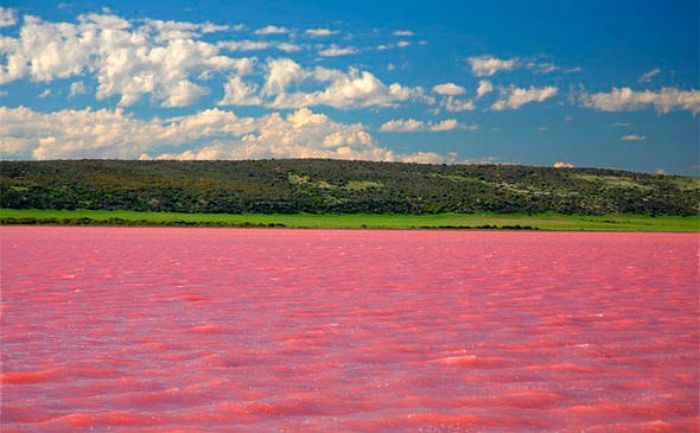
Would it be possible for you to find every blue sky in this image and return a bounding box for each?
[0,0,698,174]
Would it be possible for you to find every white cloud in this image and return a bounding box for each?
[218,75,262,106]
[276,43,301,53]
[0,106,256,159]
[562,67,582,74]
[525,61,558,74]
[401,151,456,164]
[0,13,257,107]
[379,118,472,132]
[217,40,301,52]
[468,55,577,77]
[429,119,465,131]
[638,68,660,83]
[305,28,337,37]
[202,23,236,33]
[0,6,17,27]
[141,19,231,42]
[441,96,475,112]
[254,25,289,35]
[0,106,457,163]
[467,55,517,77]
[432,82,465,96]
[164,80,209,107]
[261,58,428,109]
[553,162,575,169]
[476,80,493,99]
[318,45,358,57]
[580,87,700,114]
[262,58,309,96]
[69,81,87,97]
[374,41,418,51]
[380,118,424,132]
[491,85,558,110]
[393,30,414,36]
[621,134,645,141]
[218,40,271,51]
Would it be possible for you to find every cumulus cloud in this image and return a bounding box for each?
[525,61,559,74]
[553,162,575,169]
[467,55,517,77]
[141,18,232,42]
[562,66,582,74]
[0,106,457,163]
[431,84,475,111]
[621,134,645,141]
[580,87,700,114]
[223,41,299,53]
[401,151,457,164]
[491,85,558,110]
[305,28,337,37]
[0,106,256,159]
[318,45,358,57]
[467,55,575,77]
[393,30,414,36]
[162,80,210,107]
[69,81,87,97]
[254,25,289,35]
[441,96,475,112]
[432,82,465,96]
[218,75,262,106]
[261,58,308,96]
[638,68,660,83]
[0,12,257,107]
[276,43,302,53]
[379,118,473,132]
[217,40,301,52]
[154,108,386,160]
[0,6,16,27]
[218,40,269,51]
[259,58,428,109]
[476,80,493,99]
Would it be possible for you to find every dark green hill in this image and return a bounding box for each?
[1,159,698,215]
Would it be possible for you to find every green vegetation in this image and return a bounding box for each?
[1,160,698,217]
[1,208,698,231]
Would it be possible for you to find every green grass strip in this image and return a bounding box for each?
[1,209,698,231]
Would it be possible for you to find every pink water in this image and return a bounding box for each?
[1,227,698,432]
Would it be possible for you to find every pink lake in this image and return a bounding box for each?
[1,226,698,432]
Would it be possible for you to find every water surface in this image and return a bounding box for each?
[1,227,698,432]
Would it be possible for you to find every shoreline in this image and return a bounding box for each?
[3,225,700,234]
[1,209,698,232]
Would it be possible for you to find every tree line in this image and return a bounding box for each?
[1,159,697,216]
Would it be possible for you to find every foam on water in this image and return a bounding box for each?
[1,227,698,432]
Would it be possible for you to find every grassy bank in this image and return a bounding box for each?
[1,209,698,231]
